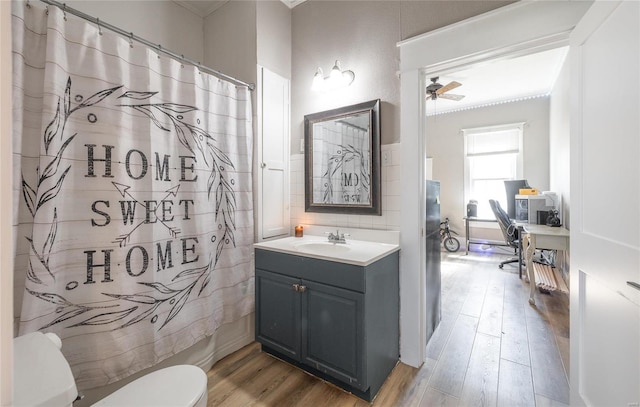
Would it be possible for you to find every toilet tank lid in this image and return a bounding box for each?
[92,365,207,407]
[13,332,78,407]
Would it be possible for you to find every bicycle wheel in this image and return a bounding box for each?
[444,236,460,252]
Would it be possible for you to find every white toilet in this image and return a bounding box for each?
[13,332,208,407]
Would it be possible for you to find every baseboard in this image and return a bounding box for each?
[195,313,255,371]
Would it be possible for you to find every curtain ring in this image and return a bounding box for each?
[62,3,67,21]
[97,18,103,35]
[129,32,134,48]
[26,0,31,9]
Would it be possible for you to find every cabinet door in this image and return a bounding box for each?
[255,269,301,360]
[301,280,365,390]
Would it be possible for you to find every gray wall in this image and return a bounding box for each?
[427,97,551,239]
[291,0,514,154]
[204,1,258,87]
[67,1,204,62]
[257,1,292,80]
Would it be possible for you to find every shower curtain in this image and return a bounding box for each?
[12,3,254,389]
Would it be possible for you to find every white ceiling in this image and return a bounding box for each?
[426,46,569,116]
[174,0,306,17]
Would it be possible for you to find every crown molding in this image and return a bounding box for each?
[280,0,308,9]
[173,1,229,18]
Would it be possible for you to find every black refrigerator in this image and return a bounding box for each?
[425,180,441,343]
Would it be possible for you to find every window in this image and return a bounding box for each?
[463,123,524,218]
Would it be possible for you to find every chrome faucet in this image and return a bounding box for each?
[326,230,349,244]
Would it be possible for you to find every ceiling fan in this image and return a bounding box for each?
[426,77,465,101]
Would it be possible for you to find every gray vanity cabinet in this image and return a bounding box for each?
[301,279,364,388]
[255,248,399,401]
[255,270,301,360]
[256,269,364,388]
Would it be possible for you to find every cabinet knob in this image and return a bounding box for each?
[292,284,300,292]
[299,285,307,293]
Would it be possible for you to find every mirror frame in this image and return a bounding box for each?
[304,99,381,215]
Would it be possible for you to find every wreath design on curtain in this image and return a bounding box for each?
[22,77,239,330]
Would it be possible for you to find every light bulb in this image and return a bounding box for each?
[330,60,343,84]
[311,67,324,91]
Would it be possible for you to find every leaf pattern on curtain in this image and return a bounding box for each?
[12,3,254,389]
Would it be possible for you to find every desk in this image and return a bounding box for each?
[520,224,570,305]
[463,217,510,255]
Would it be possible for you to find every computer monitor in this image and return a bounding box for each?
[504,179,530,219]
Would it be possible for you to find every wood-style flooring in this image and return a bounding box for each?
[206,251,570,406]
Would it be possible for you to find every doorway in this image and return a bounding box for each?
[396,0,591,374]
[424,46,569,245]
[422,42,573,404]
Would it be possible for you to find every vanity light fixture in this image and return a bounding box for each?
[311,60,355,91]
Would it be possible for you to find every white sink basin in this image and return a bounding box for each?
[254,236,399,266]
[293,241,352,256]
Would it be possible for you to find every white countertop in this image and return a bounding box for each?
[254,235,400,266]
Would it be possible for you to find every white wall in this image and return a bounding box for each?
[549,57,571,278]
[427,97,551,240]
[67,1,204,63]
[550,58,570,227]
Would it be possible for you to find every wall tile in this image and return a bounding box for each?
[387,165,400,182]
[289,144,401,232]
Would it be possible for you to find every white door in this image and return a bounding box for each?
[257,67,290,240]
[570,2,640,406]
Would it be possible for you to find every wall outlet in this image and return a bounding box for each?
[300,139,304,153]
[383,151,390,166]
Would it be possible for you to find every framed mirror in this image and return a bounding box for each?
[304,99,381,214]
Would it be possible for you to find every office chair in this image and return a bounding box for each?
[489,199,522,274]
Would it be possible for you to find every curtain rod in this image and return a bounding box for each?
[36,0,255,91]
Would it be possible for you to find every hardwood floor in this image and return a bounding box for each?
[206,251,570,406]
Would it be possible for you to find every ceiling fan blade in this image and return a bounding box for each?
[436,81,462,95]
[438,93,465,101]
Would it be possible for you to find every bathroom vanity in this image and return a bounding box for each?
[254,233,399,401]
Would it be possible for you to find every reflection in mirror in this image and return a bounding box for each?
[312,113,370,205]
[304,99,381,214]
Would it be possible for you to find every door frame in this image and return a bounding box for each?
[397,1,592,368]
